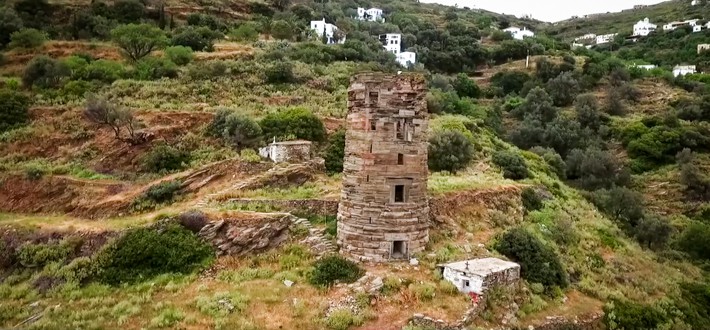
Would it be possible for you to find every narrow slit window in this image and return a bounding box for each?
[369,91,379,105]
[366,175,369,182]
[398,153,404,165]
[369,143,373,153]
[396,121,404,140]
[394,185,405,203]
[370,119,376,131]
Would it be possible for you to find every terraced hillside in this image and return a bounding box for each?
[1,0,710,329]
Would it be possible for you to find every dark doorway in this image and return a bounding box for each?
[392,240,406,259]
[398,153,404,165]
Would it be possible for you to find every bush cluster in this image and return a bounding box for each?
[323,130,345,174]
[141,144,191,173]
[0,89,30,133]
[93,224,214,285]
[428,130,475,173]
[259,107,325,142]
[495,227,568,290]
[492,150,529,180]
[308,255,363,287]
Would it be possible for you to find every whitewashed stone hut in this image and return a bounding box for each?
[258,140,312,163]
[438,258,520,294]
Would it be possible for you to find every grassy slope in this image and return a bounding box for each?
[544,0,705,39]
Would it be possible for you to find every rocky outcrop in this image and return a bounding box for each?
[198,215,292,256]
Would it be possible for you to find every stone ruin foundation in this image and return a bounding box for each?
[337,72,429,262]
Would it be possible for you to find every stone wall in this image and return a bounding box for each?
[337,73,430,262]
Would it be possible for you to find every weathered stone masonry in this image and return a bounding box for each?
[337,73,429,262]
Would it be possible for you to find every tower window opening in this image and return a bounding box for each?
[370,119,376,131]
[394,185,405,203]
[369,91,379,105]
[398,153,404,165]
[369,143,373,153]
[396,121,404,140]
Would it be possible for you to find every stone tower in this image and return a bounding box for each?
[337,73,429,262]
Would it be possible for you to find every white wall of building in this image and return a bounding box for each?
[381,33,401,54]
[357,7,384,22]
[442,266,485,294]
[310,19,345,44]
[596,33,618,44]
[633,18,657,36]
[673,65,697,77]
[397,52,416,67]
[503,26,535,40]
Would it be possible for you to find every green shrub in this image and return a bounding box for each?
[259,107,325,142]
[428,130,475,173]
[22,55,70,89]
[492,150,529,180]
[9,28,46,49]
[530,147,566,179]
[323,130,345,174]
[0,89,30,133]
[521,187,543,212]
[220,113,263,149]
[112,0,145,23]
[495,227,568,289]
[94,224,214,285]
[230,23,259,42]
[566,147,628,190]
[141,144,191,173]
[265,61,295,84]
[324,309,363,330]
[239,148,261,163]
[17,239,78,268]
[134,56,178,80]
[186,60,228,80]
[676,223,710,261]
[84,59,125,83]
[60,80,94,98]
[308,255,363,287]
[452,73,481,98]
[172,26,219,51]
[164,46,194,65]
[0,7,23,48]
[410,283,436,301]
[142,180,182,204]
[587,187,644,231]
[603,299,666,330]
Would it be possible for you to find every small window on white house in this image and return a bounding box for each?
[464,280,470,287]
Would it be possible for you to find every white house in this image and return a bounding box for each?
[309,19,345,44]
[379,33,401,54]
[692,0,700,5]
[631,63,657,70]
[396,51,416,67]
[673,65,697,76]
[438,258,520,295]
[503,26,535,40]
[633,18,657,36]
[663,19,699,31]
[574,33,597,41]
[596,33,618,44]
[356,7,384,22]
[379,34,417,67]
[258,140,312,163]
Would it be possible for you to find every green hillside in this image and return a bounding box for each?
[546,0,707,39]
[0,0,710,329]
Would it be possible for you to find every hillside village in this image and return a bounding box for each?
[0,0,710,329]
